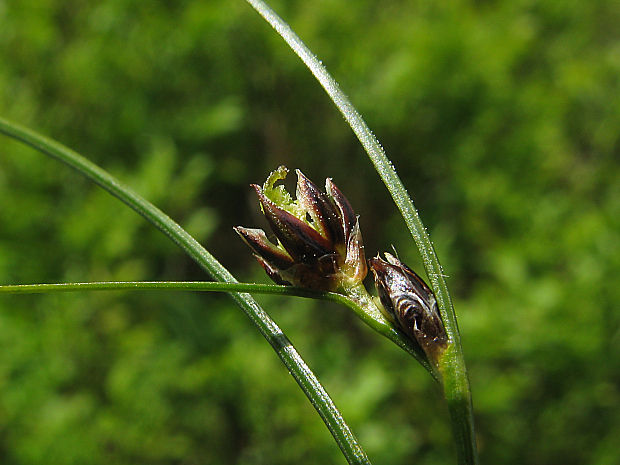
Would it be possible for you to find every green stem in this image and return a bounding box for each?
[244,2,477,463]
[0,280,436,378]
[0,117,371,465]
[439,345,479,465]
[0,281,338,296]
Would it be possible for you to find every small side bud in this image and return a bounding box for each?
[369,253,447,360]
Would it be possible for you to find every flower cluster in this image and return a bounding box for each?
[234,166,366,291]
[235,166,447,360]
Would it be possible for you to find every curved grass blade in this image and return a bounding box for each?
[243,2,478,463]
[0,117,371,465]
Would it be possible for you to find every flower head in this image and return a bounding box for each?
[369,252,447,358]
[234,166,367,291]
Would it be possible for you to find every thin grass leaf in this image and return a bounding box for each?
[243,1,478,463]
[0,116,371,465]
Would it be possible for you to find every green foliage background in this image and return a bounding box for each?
[1,0,619,463]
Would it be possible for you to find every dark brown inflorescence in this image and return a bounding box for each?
[369,253,447,359]
[234,166,367,291]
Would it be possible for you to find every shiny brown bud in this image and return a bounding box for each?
[369,253,447,359]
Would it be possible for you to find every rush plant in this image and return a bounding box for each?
[0,1,477,464]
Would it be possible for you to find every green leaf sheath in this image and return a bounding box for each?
[0,117,371,465]
[244,1,478,463]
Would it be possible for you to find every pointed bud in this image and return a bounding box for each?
[252,184,332,264]
[326,177,356,244]
[369,253,447,360]
[233,226,295,270]
[296,170,340,243]
[344,218,367,283]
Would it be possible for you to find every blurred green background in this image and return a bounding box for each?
[1,0,619,463]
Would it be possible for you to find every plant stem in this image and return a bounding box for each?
[0,281,336,296]
[439,345,479,465]
[243,2,478,463]
[0,280,436,378]
[0,117,371,465]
